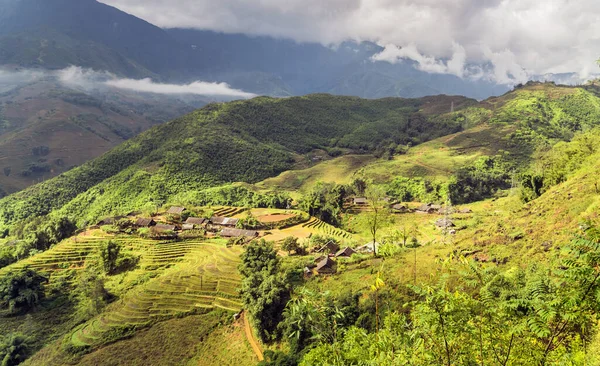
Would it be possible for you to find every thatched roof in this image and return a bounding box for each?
[220,228,258,238]
[167,206,186,215]
[335,247,356,258]
[435,218,455,228]
[135,218,156,227]
[353,197,368,205]
[459,208,473,214]
[314,240,340,253]
[391,204,408,211]
[96,216,124,226]
[210,216,239,227]
[315,257,336,274]
[154,224,176,231]
[357,242,380,253]
[185,217,207,225]
[182,224,195,231]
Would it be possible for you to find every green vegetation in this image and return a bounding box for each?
[2,83,600,365]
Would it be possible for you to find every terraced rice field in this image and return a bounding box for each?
[212,207,247,217]
[302,217,353,240]
[70,243,243,348]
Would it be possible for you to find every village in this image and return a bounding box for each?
[93,197,474,277]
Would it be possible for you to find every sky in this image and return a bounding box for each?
[98,0,600,84]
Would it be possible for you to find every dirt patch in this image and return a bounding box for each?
[257,214,295,223]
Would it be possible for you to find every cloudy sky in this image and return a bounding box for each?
[99,0,600,84]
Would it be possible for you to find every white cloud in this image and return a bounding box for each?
[99,0,600,84]
[58,66,256,98]
[0,66,256,98]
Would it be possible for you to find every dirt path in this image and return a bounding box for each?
[243,312,264,361]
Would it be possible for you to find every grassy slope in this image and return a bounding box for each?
[0,93,471,231]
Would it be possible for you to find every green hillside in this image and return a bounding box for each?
[3,82,600,365]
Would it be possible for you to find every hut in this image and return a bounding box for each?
[135,218,156,227]
[353,197,368,206]
[315,257,336,275]
[182,224,195,231]
[335,247,357,258]
[154,224,177,232]
[185,217,207,228]
[167,206,186,215]
[435,218,455,229]
[416,203,440,214]
[391,203,409,213]
[313,240,340,254]
[96,216,124,226]
[220,228,259,239]
[459,208,473,214]
[210,217,240,227]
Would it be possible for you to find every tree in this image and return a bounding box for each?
[0,268,47,314]
[99,241,121,275]
[281,236,300,255]
[364,185,392,256]
[240,240,290,342]
[0,333,32,366]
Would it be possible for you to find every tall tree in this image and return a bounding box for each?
[364,185,392,256]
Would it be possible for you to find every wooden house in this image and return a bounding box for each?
[154,224,177,232]
[182,224,195,231]
[185,217,207,228]
[353,197,368,206]
[416,203,440,214]
[313,240,340,254]
[315,257,336,275]
[167,206,186,215]
[210,216,240,227]
[335,247,356,258]
[391,204,409,213]
[135,218,156,227]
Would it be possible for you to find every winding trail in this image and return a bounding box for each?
[243,312,264,361]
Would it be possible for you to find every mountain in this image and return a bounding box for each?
[0,0,509,100]
[0,79,205,195]
[0,83,599,365]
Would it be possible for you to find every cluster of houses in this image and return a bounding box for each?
[100,206,259,240]
[305,240,366,275]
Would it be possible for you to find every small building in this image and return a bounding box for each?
[459,208,473,214]
[416,203,440,214]
[391,203,409,213]
[353,197,368,205]
[210,216,240,227]
[154,223,177,232]
[96,216,124,226]
[185,217,207,227]
[167,206,186,215]
[135,218,156,227]
[435,218,455,229]
[335,247,357,258]
[313,240,340,254]
[220,228,259,239]
[315,257,336,275]
[438,207,455,215]
[182,223,195,231]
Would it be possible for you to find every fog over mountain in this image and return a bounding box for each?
[100,0,600,86]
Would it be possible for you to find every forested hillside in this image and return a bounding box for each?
[2,82,600,365]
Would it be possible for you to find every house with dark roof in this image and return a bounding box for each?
[96,216,125,226]
[313,240,340,254]
[315,257,336,274]
[210,217,240,227]
[220,228,259,239]
[416,203,440,214]
[391,203,409,213]
[154,223,177,232]
[185,217,207,227]
[335,247,357,258]
[353,197,368,205]
[167,206,186,215]
[182,224,195,231]
[135,218,156,227]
